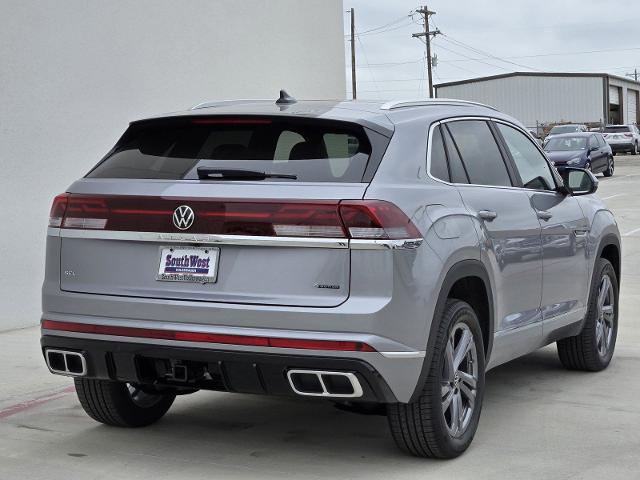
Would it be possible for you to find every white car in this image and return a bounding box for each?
[602,124,640,155]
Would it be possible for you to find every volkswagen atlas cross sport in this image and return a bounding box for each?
[41,92,621,458]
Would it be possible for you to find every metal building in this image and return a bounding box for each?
[434,72,640,130]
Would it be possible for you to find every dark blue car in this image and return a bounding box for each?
[544,132,614,177]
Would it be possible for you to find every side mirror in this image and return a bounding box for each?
[558,167,598,196]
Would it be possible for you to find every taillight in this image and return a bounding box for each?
[48,194,69,227]
[48,195,421,240]
[339,200,421,239]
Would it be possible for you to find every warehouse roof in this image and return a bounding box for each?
[435,71,640,89]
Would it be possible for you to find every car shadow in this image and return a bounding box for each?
[42,346,592,476]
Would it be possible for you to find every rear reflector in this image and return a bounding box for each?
[48,195,421,240]
[41,320,376,352]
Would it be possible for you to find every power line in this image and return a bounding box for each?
[357,12,414,36]
[354,26,382,99]
[439,34,538,71]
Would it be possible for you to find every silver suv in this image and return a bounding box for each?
[603,124,640,155]
[41,94,621,458]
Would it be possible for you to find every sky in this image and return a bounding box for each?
[342,0,640,99]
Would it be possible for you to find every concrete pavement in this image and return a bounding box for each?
[1,156,639,479]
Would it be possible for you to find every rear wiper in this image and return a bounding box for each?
[197,168,297,180]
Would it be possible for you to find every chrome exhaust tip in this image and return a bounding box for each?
[286,369,363,398]
[45,349,87,377]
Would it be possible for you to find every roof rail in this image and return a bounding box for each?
[380,98,498,111]
[191,99,272,110]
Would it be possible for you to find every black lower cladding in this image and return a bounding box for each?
[41,335,396,403]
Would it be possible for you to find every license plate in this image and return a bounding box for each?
[156,246,219,283]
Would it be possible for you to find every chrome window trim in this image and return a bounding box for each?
[426,116,561,196]
[50,228,422,250]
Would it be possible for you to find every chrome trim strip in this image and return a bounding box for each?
[53,229,423,250]
[57,229,348,249]
[350,238,424,250]
[379,351,426,359]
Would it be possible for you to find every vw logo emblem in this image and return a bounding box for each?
[173,205,195,230]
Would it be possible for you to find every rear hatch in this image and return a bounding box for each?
[54,114,390,307]
[603,126,632,143]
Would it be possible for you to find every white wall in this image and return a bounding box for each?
[0,0,346,330]
[436,75,605,128]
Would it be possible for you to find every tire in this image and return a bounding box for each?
[604,157,614,177]
[557,258,618,371]
[387,299,485,459]
[74,378,176,427]
[633,143,638,155]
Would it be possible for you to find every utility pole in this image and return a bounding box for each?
[349,8,357,99]
[626,69,639,82]
[412,5,440,98]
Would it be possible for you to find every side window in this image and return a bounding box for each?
[442,126,470,183]
[597,135,606,147]
[429,126,449,182]
[496,123,556,191]
[446,120,512,186]
[588,135,598,149]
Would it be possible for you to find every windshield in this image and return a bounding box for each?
[604,126,631,133]
[87,117,374,182]
[545,137,587,151]
[550,125,580,135]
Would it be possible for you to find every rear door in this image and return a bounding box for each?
[440,119,543,363]
[58,116,387,307]
[493,121,590,338]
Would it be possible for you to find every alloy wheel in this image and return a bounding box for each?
[441,322,478,438]
[595,274,615,358]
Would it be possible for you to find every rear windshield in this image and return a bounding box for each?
[604,126,631,133]
[87,117,372,182]
[550,125,581,134]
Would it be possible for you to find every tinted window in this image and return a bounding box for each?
[88,118,372,182]
[597,134,607,147]
[446,121,512,186]
[442,127,470,183]
[497,123,556,191]
[430,126,449,182]
[550,125,581,135]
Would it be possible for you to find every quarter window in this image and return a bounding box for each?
[446,121,512,187]
[430,126,449,182]
[496,123,556,191]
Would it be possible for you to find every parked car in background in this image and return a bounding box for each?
[544,132,614,176]
[545,124,588,141]
[602,124,640,155]
[41,96,621,459]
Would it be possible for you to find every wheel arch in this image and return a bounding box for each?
[598,233,621,286]
[409,259,494,403]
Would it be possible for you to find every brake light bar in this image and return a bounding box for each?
[48,195,421,240]
[41,320,376,352]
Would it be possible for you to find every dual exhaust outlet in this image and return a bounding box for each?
[286,369,363,398]
[44,348,362,399]
[44,349,87,377]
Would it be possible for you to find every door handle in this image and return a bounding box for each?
[478,210,497,221]
[537,210,553,221]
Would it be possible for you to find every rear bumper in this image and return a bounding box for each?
[41,334,398,403]
[608,142,634,152]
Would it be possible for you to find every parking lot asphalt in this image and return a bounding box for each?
[1,156,639,480]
